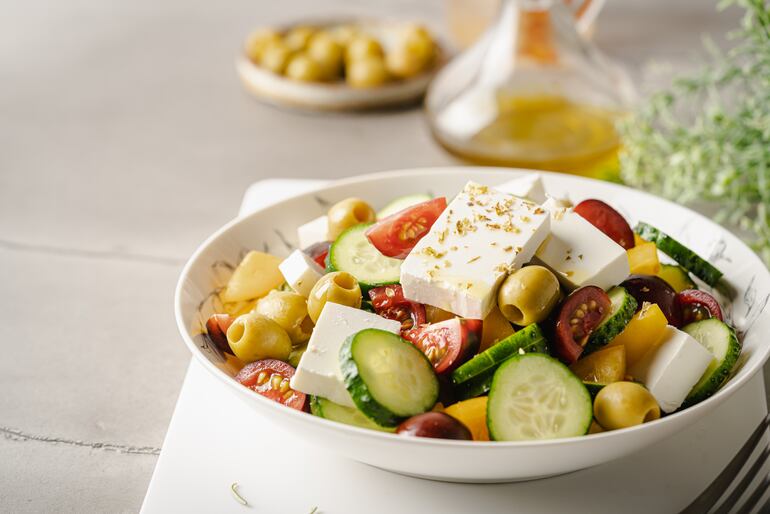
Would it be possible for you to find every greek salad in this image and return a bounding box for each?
[204,174,740,441]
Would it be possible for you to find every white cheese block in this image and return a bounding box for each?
[297,215,328,249]
[290,303,401,407]
[400,181,550,319]
[278,249,325,298]
[629,325,715,413]
[495,174,547,203]
[534,200,630,291]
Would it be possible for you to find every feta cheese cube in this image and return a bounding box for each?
[297,215,328,249]
[290,303,401,407]
[534,201,630,290]
[278,249,325,297]
[629,326,714,413]
[401,181,550,319]
[495,174,547,203]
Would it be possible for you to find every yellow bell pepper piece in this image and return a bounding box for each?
[607,303,668,366]
[479,306,515,353]
[569,345,626,383]
[627,240,661,275]
[221,250,284,302]
[444,397,489,441]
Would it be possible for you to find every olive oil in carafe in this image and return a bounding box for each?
[454,94,622,176]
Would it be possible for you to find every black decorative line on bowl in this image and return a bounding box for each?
[261,242,270,254]
[708,238,732,264]
[273,228,295,252]
[313,195,331,208]
[741,275,770,336]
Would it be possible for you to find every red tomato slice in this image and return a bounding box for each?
[574,199,635,250]
[676,289,723,325]
[368,284,427,332]
[303,241,331,269]
[206,313,234,355]
[235,359,307,411]
[365,197,447,259]
[554,286,612,364]
[404,318,481,374]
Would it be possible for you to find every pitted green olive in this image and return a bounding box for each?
[284,26,316,52]
[326,197,376,240]
[226,312,292,363]
[345,36,383,62]
[594,381,661,430]
[307,33,343,79]
[497,265,561,325]
[346,56,389,88]
[285,53,324,82]
[259,41,292,74]
[255,290,313,344]
[307,271,362,323]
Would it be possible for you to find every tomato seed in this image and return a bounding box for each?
[256,371,268,385]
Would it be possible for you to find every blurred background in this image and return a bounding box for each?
[0,0,756,512]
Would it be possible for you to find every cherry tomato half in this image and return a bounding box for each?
[206,313,234,355]
[621,274,682,327]
[554,286,611,363]
[676,289,723,325]
[365,197,447,259]
[235,359,307,411]
[368,284,427,332]
[303,241,331,269]
[404,318,481,374]
[574,199,635,250]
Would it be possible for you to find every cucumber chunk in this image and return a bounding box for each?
[310,396,395,432]
[328,224,401,291]
[682,319,741,407]
[455,369,494,401]
[340,328,439,427]
[487,353,593,441]
[585,287,637,353]
[657,264,697,293]
[377,194,432,219]
[635,222,723,286]
[583,382,607,399]
[451,324,547,386]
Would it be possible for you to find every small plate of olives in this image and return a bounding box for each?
[236,20,447,111]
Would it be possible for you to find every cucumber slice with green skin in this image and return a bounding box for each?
[583,382,607,399]
[454,369,494,401]
[340,328,439,427]
[377,194,432,219]
[682,319,741,407]
[310,396,395,432]
[451,324,547,385]
[328,224,402,291]
[487,354,593,441]
[657,264,697,293]
[584,287,637,353]
[635,222,723,286]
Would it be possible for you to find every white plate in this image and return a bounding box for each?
[175,167,770,482]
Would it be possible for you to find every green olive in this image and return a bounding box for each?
[254,290,314,344]
[285,53,324,82]
[329,24,358,47]
[346,56,390,88]
[497,265,560,325]
[307,33,344,80]
[307,271,362,323]
[345,36,384,62]
[245,28,282,63]
[594,382,661,431]
[386,25,436,78]
[226,312,292,363]
[284,26,316,52]
[326,197,376,240]
[288,345,307,368]
[259,41,292,74]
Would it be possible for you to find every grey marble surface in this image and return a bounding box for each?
[0,0,758,512]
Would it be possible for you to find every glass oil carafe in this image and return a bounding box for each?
[427,0,635,177]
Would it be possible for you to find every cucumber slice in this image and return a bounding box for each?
[487,353,593,441]
[657,264,697,293]
[682,319,741,407]
[635,222,723,286]
[583,382,606,399]
[451,324,547,386]
[454,369,494,401]
[584,287,637,353]
[328,224,401,291]
[340,328,439,427]
[310,396,395,432]
[377,194,432,219]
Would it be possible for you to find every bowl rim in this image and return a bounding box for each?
[175,165,770,449]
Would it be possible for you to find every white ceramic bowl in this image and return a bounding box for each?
[175,167,770,483]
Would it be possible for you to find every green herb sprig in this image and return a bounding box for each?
[620,0,770,265]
